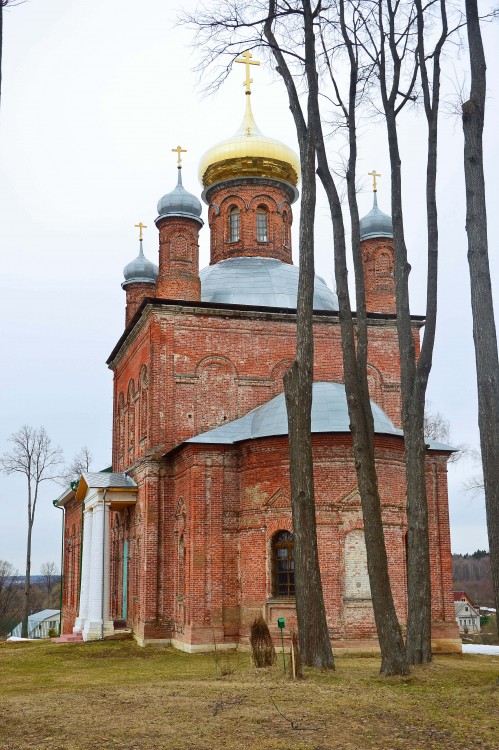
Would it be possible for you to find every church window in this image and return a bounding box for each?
[257,206,268,242]
[272,530,295,597]
[282,211,289,247]
[229,206,240,242]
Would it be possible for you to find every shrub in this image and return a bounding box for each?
[250,615,276,668]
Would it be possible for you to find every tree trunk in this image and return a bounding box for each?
[462,0,499,633]
[264,0,333,669]
[384,108,432,664]
[22,518,32,639]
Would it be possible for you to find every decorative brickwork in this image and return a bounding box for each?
[156,216,201,300]
[361,237,396,314]
[206,179,294,265]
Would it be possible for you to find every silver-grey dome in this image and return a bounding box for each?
[200,256,338,311]
[360,193,393,241]
[156,168,203,225]
[187,381,401,445]
[122,240,158,287]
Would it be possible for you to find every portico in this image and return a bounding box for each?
[57,472,137,641]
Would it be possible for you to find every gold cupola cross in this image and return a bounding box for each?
[135,222,147,241]
[172,145,187,166]
[368,169,381,192]
[235,50,260,94]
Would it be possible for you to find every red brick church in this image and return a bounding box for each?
[57,65,460,652]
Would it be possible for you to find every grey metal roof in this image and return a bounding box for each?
[200,257,338,310]
[156,168,203,225]
[82,472,137,489]
[360,193,393,241]
[122,240,158,287]
[187,382,401,445]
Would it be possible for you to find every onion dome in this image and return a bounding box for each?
[360,192,393,241]
[122,240,158,287]
[156,168,203,225]
[199,95,300,191]
[200,256,338,311]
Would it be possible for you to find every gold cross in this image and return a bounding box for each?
[135,222,147,241]
[235,50,260,94]
[172,145,187,166]
[368,169,381,192]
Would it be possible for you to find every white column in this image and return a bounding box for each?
[74,507,93,633]
[102,500,114,637]
[83,497,114,641]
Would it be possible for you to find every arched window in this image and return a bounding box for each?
[282,210,289,247]
[256,205,268,242]
[229,206,240,242]
[272,530,295,597]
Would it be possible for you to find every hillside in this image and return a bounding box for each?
[452,551,494,607]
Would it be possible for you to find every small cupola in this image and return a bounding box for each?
[359,192,393,241]
[122,237,158,287]
[156,151,203,227]
[122,224,158,327]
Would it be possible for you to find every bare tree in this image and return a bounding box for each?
[0,1,24,106]
[0,560,21,636]
[305,0,409,675]
[0,426,63,637]
[186,0,408,674]
[350,0,457,664]
[461,0,499,634]
[40,561,59,608]
[58,445,93,486]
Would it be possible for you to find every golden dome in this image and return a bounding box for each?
[199,95,301,188]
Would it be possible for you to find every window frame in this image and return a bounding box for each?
[256,206,269,243]
[272,530,295,598]
[228,206,240,243]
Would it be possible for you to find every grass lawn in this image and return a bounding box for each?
[0,640,498,750]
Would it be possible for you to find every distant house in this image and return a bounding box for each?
[9,609,60,639]
[454,592,480,634]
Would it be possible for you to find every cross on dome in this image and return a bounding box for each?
[134,222,147,241]
[235,50,260,95]
[172,145,187,167]
[368,169,381,192]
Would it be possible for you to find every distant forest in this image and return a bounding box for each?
[453,550,494,607]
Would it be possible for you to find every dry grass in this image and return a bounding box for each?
[0,639,498,750]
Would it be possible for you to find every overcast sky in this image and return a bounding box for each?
[0,0,497,574]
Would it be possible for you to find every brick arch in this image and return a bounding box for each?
[127,379,136,404]
[218,195,248,212]
[366,364,384,408]
[266,517,293,538]
[271,359,293,396]
[248,194,279,211]
[277,200,293,216]
[195,356,238,433]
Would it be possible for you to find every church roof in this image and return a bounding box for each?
[186,382,400,445]
[185,381,455,450]
[80,472,137,489]
[200,257,338,311]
